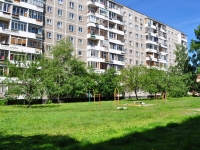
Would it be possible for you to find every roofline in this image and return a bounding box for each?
[112,0,187,36]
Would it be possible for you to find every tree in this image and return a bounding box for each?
[174,44,193,74]
[190,25,200,72]
[143,68,164,99]
[189,25,200,94]
[95,68,120,97]
[4,54,44,108]
[120,65,147,100]
[41,37,88,102]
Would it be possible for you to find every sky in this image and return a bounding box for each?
[116,0,200,48]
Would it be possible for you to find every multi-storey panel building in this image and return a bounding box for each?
[0,0,187,96]
[43,0,187,72]
[0,0,44,95]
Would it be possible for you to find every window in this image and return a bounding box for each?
[141,35,143,39]
[135,25,138,31]
[57,22,62,29]
[79,27,83,32]
[136,60,139,65]
[130,59,133,64]
[57,34,62,41]
[46,45,51,51]
[79,5,83,10]
[136,51,139,56]
[69,25,74,32]
[58,9,63,16]
[70,2,74,8]
[135,16,138,22]
[141,44,143,48]
[78,51,82,56]
[29,0,43,7]
[129,14,132,19]
[136,42,139,47]
[28,24,42,34]
[124,30,126,34]
[78,39,83,44]
[69,37,74,43]
[29,9,43,21]
[129,23,132,28]
[11,21,27,31]
[140,27,142,31]
[135,34,138,39]
[129,41,133,46]
[141,52,144,56]
[130,50,133,55]
[47,19,52,25]
[69,13,74,19]
[129,32,132,37]
[47,32,51,38]
[79,16,83,21]
[47,6,52,12]
[58,0,63,4]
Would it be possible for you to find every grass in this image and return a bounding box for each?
[0,97,200,149]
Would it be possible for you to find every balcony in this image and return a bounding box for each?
[13,0,43,12]
[0,12,12,21]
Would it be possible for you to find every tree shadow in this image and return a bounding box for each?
[1,116,200,150]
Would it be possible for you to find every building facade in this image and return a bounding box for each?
[0,0,44,95]
[44,0,187,72]
[0,0,187,96]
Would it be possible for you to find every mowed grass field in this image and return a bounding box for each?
[1,97,200,150]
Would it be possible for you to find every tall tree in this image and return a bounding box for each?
[190,25,200,72]
[41,37,88,102]
[120,65,147,100]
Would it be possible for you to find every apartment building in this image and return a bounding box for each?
[44,0,187,73]
[0,0,44,95]
[0,0,187,96]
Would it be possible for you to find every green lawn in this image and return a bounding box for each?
[1,97,200,150]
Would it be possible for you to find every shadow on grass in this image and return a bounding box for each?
[1,116,200,150]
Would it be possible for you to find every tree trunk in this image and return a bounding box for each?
[135,89,138,100]
[57,93,60,103]
[28,100,31,108]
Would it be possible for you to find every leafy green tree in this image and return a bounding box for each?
[189,25,200,93]
[4,54,44,107]
[143,68,164,98]
[190,25,200,72]
[120,65,147,100]
[170,44,194,96]
[41,37,88,102]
